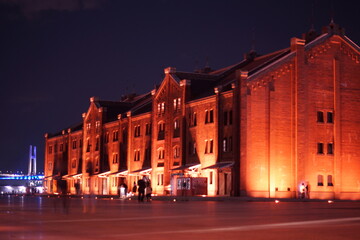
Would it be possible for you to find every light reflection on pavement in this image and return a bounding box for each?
[1,195,360,240]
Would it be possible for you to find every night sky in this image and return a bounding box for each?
[0,0,359,173]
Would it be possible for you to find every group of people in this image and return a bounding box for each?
[299,182,309,199]
[132,178,152,202]
[119,177,152,202]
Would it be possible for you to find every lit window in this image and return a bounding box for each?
[173,98,181,111]
[95,121,100,129]
[173,119,180,137]
[86,122,91,131]
[223,138,228,152]
[158,102,165,115]
[134,125,141,137]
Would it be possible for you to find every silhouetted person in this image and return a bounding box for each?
[137,178,146,202]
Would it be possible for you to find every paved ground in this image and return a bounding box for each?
[1,195,360,240]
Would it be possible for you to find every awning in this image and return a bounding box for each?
[171,163,201,171]
[202,162,234,170]
[110,170,129,176]
[129,168,152,176]
[97,171,111,178]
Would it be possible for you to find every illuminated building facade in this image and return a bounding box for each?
[44,23,360,199]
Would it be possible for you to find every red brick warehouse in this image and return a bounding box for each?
[44,22,360,200]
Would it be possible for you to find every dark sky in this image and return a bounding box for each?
[0,0,359,173]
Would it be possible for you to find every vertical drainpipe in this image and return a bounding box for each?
[214,86,221,195]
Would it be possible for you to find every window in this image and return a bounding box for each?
[134,125,141,137]
[205,139,213,154]
[104,132,109,143]
[86,122,91,131]
[173,98,181,111]
[173,119,180,137]
[327,112,333,123]
[112,153,118,164]
[327,143,334,155]
[210,171,213,185]
[71,159,76,168]
[157,122,165,140]
[122,128,127,143]
[327,175,334,186]
[59,143,63,152]
[72,140,77,149]
[145,147,151,161]
[134,150,140,161]
[86,139,91,152]
[205,109,214,123]
[48,146,53,154]
[173,146,180,158]
[229,110,233,125]
[48,162,53,171]
[158,148,165,159]
[189,112,197,127]
[317,175,324,186]
[223,138,228,152]
[112,177,117,187]
[229,136,233,152]
[317,143,324,154]
[157,102,165,115]
[79,139,83,148]
[145,123,151,135]
[317,111,324,123]
[95,121,100,129]
[95,136,100,151]
[157,173,164,186]
[113,130,119,141]
[189,142,196,155]
[224,111,228,125]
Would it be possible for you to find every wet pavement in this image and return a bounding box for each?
[1,195,360,239]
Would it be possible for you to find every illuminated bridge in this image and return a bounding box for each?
[0,146,44,194]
